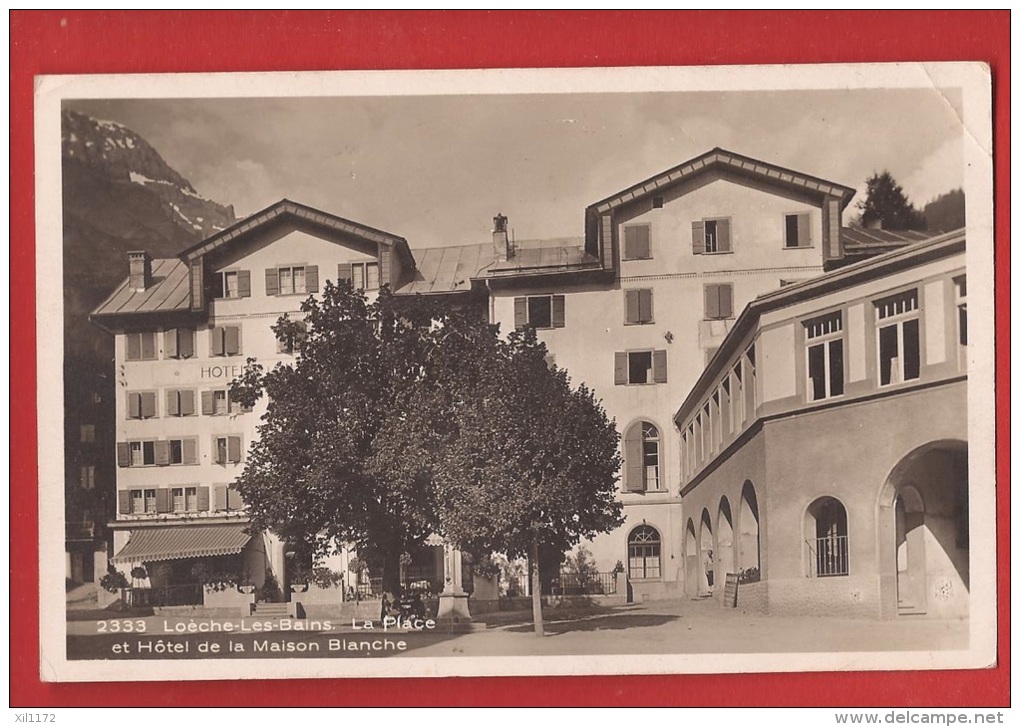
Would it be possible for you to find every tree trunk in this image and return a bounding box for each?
[381,548,402,598]
[530,533,545,637]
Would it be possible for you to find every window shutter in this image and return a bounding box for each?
[652,350,668,383]
[156,488,171,513]
[717,219,732,252]
[625,226,650,259]
[183,437,198,464]
[265,268,279,296]
[197,486,210,512]
[624,290,640,324]
[236,270,251,298]
[227,486,246,510]
[623,428,645,492]
[154,439,170,466]
[228,435,242,463]
[705,285,720,319]
[514,298,527,329]
[614,352,628,385]
[167,390,180,417]
[141,333,155,360]
[551,295,565,328]
[165,329,178,358]
[212,272,225,299]
[126,333,141,361]
[141,392,156,418]
[128,393,141,419]
[692,221,706,255]
[798,213,811,247]
[210,328,224,356]
[213,438,225,464]
[719,284,734,319]
[337,263,353,284]
[201,390,214,416]
[181,390,195,416]
[224,326,240,355]
[179,329,194,357]
[638,289,653,323]
[116,442,131,468]
[118,490,132,514]
[213,485,228,511]
[305,265,319,293]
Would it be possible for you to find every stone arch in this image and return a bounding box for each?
[627,524,662,581]
[699,508,714,594]
[717,496,735,583]
[803,496,849,577]
[738,480,761,577]
[684,519,699,599]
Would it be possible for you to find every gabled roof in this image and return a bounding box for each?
[588,147,857,216]
[179,199,414,267]
[91,258,191,317]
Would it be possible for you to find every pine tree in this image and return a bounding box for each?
[858,171,927,230]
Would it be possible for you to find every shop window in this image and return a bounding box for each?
[804,311,845,401]
[628,525,662,580]
[875,290,920,386]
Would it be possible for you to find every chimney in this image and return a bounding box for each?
[493,213,512,261]
[128,251,152,292]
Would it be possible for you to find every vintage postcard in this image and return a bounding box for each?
[36,63,996,682]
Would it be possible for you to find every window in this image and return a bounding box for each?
[352,262,380,291]
[277,320,308,354]
[214,485,246,512]
[615,350,667,385]
[80,465,95,490]
[623,421,661,492]
[875,290,920,386]
[805,497,849,577]
[704,283,734,320]
[129,440,156,467]
[804,312,845,401]
[266,265,319,296]
[144,488,158,514]
[80,424,95,443]
[166,389,197,417]
[201,389,249,416]
[164,328,195,359]
[651,195,664,209]
[171,487,199,513]
[214,435,243,465]
[167,438,198,465]
[514,295,565,330]
[280,266,306,295]
[623,225,651,260]
[693,218,731,254]
[784,213,811,248]
[131,489,143,514]
[210,325,241,356]
[127,391,157,419]
[212,270,251,299]
[628,525,661,580]
[955,276,967,354]
[125,332,157,361]
[624,289,654,325]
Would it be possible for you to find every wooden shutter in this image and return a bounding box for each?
[141,333,155,360]
[265,268,279,296]
[705,285,720,319]
[227,487,246,510]
[116,442,131,468]
[224,326,240,355]
[798,213,811,247]
[201,390,214,416]
[638,289,653,323]
[165,329,178,358]
[514,298,528,329]
[118,490,132,514]
[625,226,650,260]
[624,290,640,324]
[154,439,170,466]
[305,265,319,293]
[210,328,224,356]
[183,437,198,464]
[126,333,141,361]
[337,263,353,284]
[179,329,194,358]
[652,350,668,383]
[719,284,734,319]
[197,486,210,512]
[141,392,156,418]
[166,390,180,417]
[623,427,645,492]
[128,393,141,419]
[551,295,565,328]
[614,352,628,385]
[180,390,195,416]
[156,488,171,513]
[717,219,732,252]
[236,270,251,298]
[692,221,706,255]
[228,435,242,463]
[214,485,228,511]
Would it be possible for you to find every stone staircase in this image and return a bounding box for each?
[251,601,298,618]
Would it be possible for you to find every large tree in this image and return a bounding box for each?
[432,328,624,635]
[857,171,927,231]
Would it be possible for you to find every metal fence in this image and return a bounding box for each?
[122,583,205,607]
[806,535,849,577]
[551,571,618,596]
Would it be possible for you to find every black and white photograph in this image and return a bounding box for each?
[36,63,995,682]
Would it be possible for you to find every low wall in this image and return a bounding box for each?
[203,585,255,613]
[766,575,881,619]
[735,580,767,613]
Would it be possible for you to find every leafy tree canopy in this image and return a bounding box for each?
[857,171,927,231]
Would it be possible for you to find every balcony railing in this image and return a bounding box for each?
[806,535,849,577]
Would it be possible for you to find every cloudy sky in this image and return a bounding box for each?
[66,86,964,249]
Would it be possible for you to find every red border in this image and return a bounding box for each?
[10,10,1009,707]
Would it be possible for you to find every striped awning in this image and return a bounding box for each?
[111,524,252,564]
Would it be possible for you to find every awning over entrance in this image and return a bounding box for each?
[111,524,252,564]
